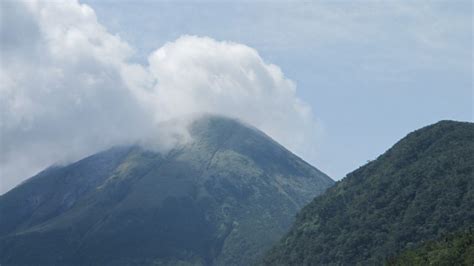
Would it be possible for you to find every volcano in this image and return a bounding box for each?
[0,115,333,265]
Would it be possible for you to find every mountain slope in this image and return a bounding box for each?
[388,228,474,265]
[0,115,334,266]
[263,120,474,265]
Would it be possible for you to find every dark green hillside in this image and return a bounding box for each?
[263,120,474,265]
[388,229,474,266]
[0,115,333,266]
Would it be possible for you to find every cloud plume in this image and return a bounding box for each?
[0,0,320,194]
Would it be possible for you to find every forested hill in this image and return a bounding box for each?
[263,120,474,265]
[388,228,474,265]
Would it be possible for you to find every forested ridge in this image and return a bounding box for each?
[263,120,474,265]
[388,228,474,265]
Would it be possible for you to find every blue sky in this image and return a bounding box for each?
[82,0,473,179]
[1,0,472,193]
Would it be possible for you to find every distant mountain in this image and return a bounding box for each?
[0,115,334,266]
[263,120,474,265]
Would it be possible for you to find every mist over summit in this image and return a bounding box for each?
[1,0,321,192]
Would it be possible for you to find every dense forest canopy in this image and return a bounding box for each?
[263,121,474,265]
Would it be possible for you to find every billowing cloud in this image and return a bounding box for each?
[143,36,318,153]
[0,0,320,194]
[1,0,153,193]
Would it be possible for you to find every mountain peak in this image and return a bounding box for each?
[0,115,333,265]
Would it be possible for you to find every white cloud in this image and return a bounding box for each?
[0,0,152,193]
[0,0,320,194]
[144,36,318,150]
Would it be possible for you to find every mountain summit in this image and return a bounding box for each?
[0,115,333,265]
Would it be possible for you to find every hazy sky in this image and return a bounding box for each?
[1,0,472,193]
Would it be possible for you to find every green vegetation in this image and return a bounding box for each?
[263,120,474,265]
[0,115,333,266]
[388,229,474,265]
